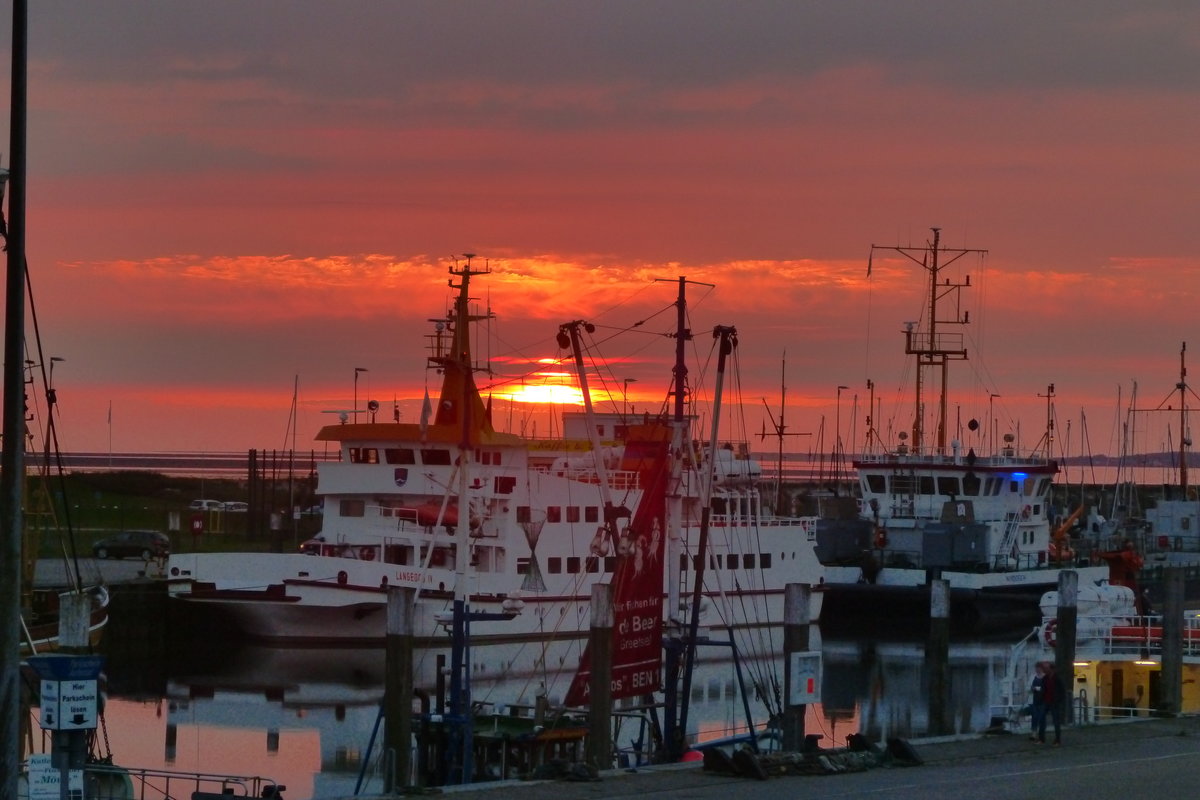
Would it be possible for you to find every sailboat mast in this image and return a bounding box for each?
[1180,341,1188,496]
[1,3,28,797]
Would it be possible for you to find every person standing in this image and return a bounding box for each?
[1038,661,1066,745]
[1028,662,1046,742]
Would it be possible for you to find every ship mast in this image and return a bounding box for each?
[870,227,986,455]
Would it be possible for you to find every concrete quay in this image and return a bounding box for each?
[343,715,1200,800]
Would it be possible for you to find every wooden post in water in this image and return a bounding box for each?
[384,587,416,791]
[1159,567,1184,716]
[926,579,951,736]
[587,582,614,770]
[1053,570,1078,725]
[781,583,811,751]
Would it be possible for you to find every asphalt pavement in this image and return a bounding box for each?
[349,715,1200,800]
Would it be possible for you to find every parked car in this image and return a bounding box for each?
[92,530,171,560]
[224,501,249,513]
[189,499,225,511]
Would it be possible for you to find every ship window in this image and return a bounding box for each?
[865,474,886,493]
[918,476,935,495]
[680,553,689,571]
[890,475,916,494]
[567,506,581,523]
[1037,478,1051,496]
[339,499,365,517]
[547,506,562,523]
[760,553,772,569]
[1183,518,1191,531]
[567,556,580,574]
[937,477,959,496]
[604,556,617,572]
[727,554,739,569]
[516,557,530,575]
[962,473,981,496]
[585,556,600,574]
[420,449,452,466]
[596,425,605,437]
[548,557,562,574]
[384,448,416,465]
[711,497,728,515]
[349,447,379,464]
[516,506,531,523]
[494,476,516,494]
[743,554,755,569]
[585,506,599,523]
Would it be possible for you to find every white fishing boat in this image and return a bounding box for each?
[816,228,1108,634]
[166,260,825,650]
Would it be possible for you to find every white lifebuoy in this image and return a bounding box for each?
[1043,618,1057,647]
[359,546,376,561]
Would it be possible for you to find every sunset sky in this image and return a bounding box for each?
[4,2,1199,459]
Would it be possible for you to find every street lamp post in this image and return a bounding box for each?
[354,367,368,423]
[623,378,637,418]
[989,393,1000,455]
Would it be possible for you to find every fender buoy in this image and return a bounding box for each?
[359,546,376,561]
[1022,505,1032,520]
[874,528,888,549]
[1043,618,1057,648]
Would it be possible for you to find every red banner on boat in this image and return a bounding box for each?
[565,425,671,706]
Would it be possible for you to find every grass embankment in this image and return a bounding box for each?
[28,470,322,557]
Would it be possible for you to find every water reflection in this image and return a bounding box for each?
[98,624,1038,800]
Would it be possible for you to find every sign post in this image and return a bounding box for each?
[27,655,104,800]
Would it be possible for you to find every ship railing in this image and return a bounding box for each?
[536,465,642,490]
[1042,612,1200,658]
[66,761,283,800]
[856,452,1055,467]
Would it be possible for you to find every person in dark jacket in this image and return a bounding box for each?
[1036,661,1066,745]
[1028,662,1046,741]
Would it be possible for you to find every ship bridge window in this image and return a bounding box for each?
[760,553,772,569]
[1037,478,1051,496]
[420,449,452,466]
[339,499,366,517]
[937,477,960,496]
[865,474,886,493]
[566,556,580,574]
[727,554,739,569]
[962,473,981,496]
[604,556,616,572]
[494,476,516,494]
[385,448,415,465]
[918,476,935,495]
[585,556,600,574]
[585,506,599,523]
[567,506,581,523]
[548,557,562,574]
[743,554,756,569]
[547,506,562,523]
[349,448,379,464]
[516,506,532,523]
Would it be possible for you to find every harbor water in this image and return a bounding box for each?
[76,584,1044,800]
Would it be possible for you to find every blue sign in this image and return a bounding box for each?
[26,655,105,682]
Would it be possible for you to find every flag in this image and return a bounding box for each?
[420,387,432,439]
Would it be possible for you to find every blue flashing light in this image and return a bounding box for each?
[1011,472,1027,480]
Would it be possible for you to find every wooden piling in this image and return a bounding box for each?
[1159,567,1184,716]
[926,579,951,735]
[1053,570,1078,724]
[384,586,416,791]
[782,583,811,751]
[587,582,614,770]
